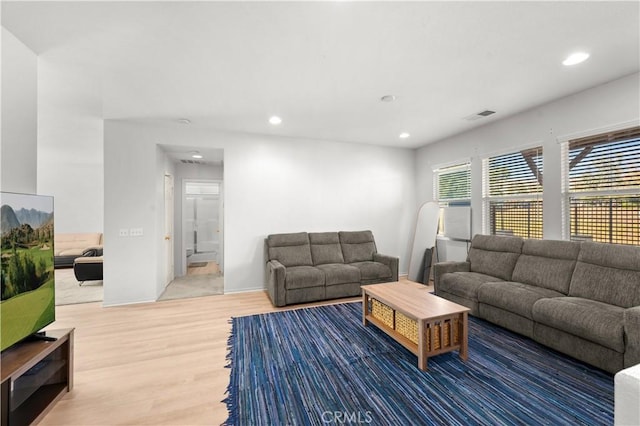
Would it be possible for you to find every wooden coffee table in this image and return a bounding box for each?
[362,281,470,371]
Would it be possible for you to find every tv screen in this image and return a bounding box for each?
[0,192,55,351]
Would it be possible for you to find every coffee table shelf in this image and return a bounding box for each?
[362,282,469,371]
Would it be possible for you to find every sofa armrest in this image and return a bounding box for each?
[266,260,286,307]
[624,306,640,368]
[82,246,103,257]
[373,253,399,282]
[433,261,470,295]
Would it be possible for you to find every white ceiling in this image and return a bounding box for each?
[2,1,639,149]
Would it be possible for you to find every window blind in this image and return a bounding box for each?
[436,163,471,201]
[483,146,543,239]
[488,147,543,196]
[568,127,640,192]
[563,126,640,245]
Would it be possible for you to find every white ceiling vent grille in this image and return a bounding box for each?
[180,159,207,165]
[464,110,496,121]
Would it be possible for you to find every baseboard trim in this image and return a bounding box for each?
[224,287,266,294]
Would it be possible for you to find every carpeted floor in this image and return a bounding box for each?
[55,268,103,305]
[225,302,613,426]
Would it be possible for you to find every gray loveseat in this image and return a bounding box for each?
[265,230,399,307]
[434,234,640,373]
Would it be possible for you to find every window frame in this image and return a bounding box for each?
[433,161,471,236]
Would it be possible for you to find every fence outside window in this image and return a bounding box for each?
[562,126,640,246]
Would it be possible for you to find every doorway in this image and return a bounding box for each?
[157,178,224,301]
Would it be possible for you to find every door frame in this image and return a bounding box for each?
[164,174,175,286]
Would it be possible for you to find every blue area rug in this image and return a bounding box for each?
[224,302,613,425]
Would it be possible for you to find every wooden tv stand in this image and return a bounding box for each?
[1,329,74,426]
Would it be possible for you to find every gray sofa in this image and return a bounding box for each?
[265,230,399,307]
[434,234,640,373]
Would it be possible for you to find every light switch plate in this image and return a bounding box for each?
[119,229,129,237]
[130,227,143,237]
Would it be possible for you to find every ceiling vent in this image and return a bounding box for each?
[464,110,496,121]
[180,159,207,165]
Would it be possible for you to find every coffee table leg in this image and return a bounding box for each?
[418,320,428,371]
[459,312,468,361]
[362,292,369,326]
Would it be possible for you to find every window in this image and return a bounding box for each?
[434,163,470,235]
[483,147,543,238]
[434,163,471,204]
[562,126,640,245]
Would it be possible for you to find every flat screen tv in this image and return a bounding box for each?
[0,192,55,351]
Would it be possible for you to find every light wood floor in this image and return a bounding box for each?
[41,280,429,425]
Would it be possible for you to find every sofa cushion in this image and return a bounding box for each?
[316,264,360,286]
[439,272,503,301]
[267,232,313,267]
[284,266,324,290]
[467,235,523,281]
[309,232,344,265]
[478,281,565,320]
[339,231,377,263]
[512,239,581,294]
[568,242,640,308]
[350,261,391,281]
[532,297,626,353]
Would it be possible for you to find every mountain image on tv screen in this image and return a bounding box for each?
[0,192,55,351]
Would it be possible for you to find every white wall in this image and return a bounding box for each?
[36,53,104,233]
[1,28,37,194]
[172,161,224,277]
[104,121,416,306]
[416,72,640,262]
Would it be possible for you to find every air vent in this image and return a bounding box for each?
[180,159,206,165]
[464,110,496,121]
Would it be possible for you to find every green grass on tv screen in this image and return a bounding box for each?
[1,242,55,351]
[0,280,55,351]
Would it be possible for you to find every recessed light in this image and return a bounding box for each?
[380,95,397,102]
[399,132,410,139]
[562,52,590,66]
[269,116,282,125]
[178,118,191,124]
[191,152,203,159]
